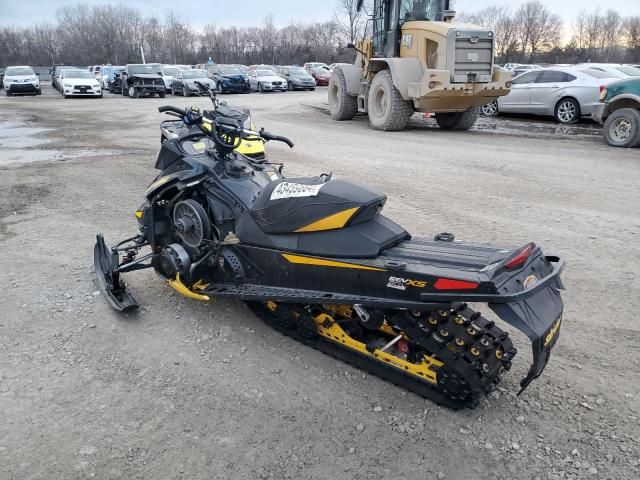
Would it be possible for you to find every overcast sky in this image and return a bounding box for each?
[0,0,636,28]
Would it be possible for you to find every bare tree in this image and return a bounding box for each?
[334,0,368,45]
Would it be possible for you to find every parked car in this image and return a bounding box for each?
[171,69,215,96]
[309,67,331,86]
[480,67,617,123]
[121,64,166,98]
[89,65,104,85]
[108,72,124,94]
[503,63,522,71]
[101,65,124,90]
[0,68,5,88]
[3,66,40,96]
[206,65,251,93]
[248,69,287,92]
[51,65,76,91]
[59,69,102,98]
[277,66,316,91]
[304,62,329,73]
[234,64,249,74]
[593,77,640,148]
[577,64,640,79]
[159,65,180,92]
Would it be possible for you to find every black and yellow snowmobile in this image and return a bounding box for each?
[94,84,565,409]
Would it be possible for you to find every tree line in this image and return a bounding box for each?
[0,2,360,67]
[457,1,640,64]
[0,1,639,67]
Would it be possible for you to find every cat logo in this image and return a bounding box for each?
[544,318,562,347]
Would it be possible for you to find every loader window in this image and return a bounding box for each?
[400,0,437,22]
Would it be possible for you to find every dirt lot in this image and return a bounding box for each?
[1,84,639,480]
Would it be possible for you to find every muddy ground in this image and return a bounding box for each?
[1,84,639,480]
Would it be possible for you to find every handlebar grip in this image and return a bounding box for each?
[158,105,186,116]
[261,131,294,148]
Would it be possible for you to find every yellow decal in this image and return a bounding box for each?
[135,210,143,219]
[282,253,385,271]
[544,318,562,347]
[295,207,359,233]
[406,279,427,288]
[192,141,206,151]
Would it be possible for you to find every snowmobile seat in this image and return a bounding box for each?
[249,177,388,235]
[236,210,410,259]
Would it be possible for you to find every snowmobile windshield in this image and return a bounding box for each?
[128,64,158,75]
[64,70,94,79]
[182,70,208,79]
[400,0,439,22]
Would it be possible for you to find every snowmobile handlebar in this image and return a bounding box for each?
[158,105,186,117]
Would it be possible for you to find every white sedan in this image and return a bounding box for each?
[481,67,618,123]
[60,69,103,98]
[248,69,287,92]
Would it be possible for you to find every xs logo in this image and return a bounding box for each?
[386,276,427,290]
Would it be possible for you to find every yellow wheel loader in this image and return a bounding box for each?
[329,0,512,131]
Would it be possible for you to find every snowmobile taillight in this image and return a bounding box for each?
[434,278,479,290]
[504,244,534,270]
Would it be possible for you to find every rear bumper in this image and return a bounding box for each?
[421,255,565,393]
[592,103,606,124]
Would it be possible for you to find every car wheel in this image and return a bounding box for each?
[555,98,580,124]
[36,88,42,96]
[183,85,190,97]
[258,83,263,93]
[99,92,103,98]
[288,81,293,91]
[128,86,137,98]
[159,91,166,99]
[603,108,640,148]
[6,90,11,97]
[480,100,499,117]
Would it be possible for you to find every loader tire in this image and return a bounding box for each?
[328,68,358,121]
[435,106,480,130]
[367,70,413,131]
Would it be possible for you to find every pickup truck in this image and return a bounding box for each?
[593,77,640,148]
[121,64,166,98]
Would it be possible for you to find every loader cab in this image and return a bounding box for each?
[370,0,449,58]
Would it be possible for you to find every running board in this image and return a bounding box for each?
[203,283,433,309]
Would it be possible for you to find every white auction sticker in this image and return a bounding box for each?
[270,182,323,200]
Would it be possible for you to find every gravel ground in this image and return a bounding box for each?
[1,84,639,480]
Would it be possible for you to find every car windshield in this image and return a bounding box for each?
[615,66,640,76]
[289,67,307,75]
[128,64,158,75]
[312,67,329,75]
[6,67,34,76]
[257,70,273,77]
[182,70,208,79]
[218,66,242,74]
[65,70,94,79]
[162,67,179,76]
[400,0,438,22]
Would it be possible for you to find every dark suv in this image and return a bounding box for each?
[277,66,316,91]
[121,64,166,98]
[206,65,250,93]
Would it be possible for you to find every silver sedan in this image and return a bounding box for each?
[481,67,619,123]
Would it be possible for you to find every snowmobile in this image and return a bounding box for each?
[94,82,566,409]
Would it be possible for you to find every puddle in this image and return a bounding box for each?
[305,103,602,139]
[0,121,124,167]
